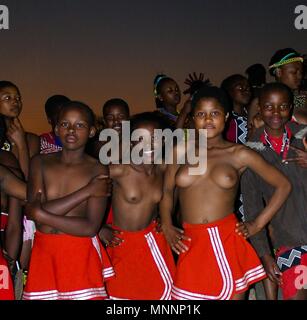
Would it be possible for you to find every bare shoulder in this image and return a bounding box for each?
[232,144,266,172]
[26,132,40,143]
[26,132,40,155]
[109,163,125,178]
[233,144,258,160]
[85,154,109,176]
[32,152,60,166]
[158,162,167,173]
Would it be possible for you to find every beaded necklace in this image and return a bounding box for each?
[263,126,291,160]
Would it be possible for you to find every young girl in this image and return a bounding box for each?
[160,86,291,300]
[87,98,130,160]
[23,101,114,300]
[153,74,181,129]
[40,95,70,154]
[100,112,176,300]
[269,48,307,125]
[0,81,40,179]
[0,81,40,272]
[220,75,252,223]
[221,74,252,145]
[240,83,307,300]
[0,150,26,300]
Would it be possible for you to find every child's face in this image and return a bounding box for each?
[229,79,251,106]
[103,105,129,134]
[158,79,181,108]
[132,122,162,164]
[277,62,303,90]
[259,90,292,131]
[55,108,95,150]
[0,86,22,118]
[192,98,228,138]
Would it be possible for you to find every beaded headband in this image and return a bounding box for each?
[269,52,304,73]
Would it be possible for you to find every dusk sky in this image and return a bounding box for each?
[0,0,306,134]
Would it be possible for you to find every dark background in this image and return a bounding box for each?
[0,0,306,134]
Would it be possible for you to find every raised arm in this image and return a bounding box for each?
[176,99,191,129]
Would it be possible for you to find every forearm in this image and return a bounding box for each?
[4,197,23,260]
[176,112,189,129]
[4,224,22,260]
[160,192,174,226]
[0,167,27,201]
[16,144,30,180]
[253,181,291,231]
[37,210,99,237]
[42,185,91,216]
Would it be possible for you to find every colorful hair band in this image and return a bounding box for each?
[269,53,304,73]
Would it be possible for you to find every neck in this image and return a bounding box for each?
[206,134,225,149]
[60,148,85,164]
[264,125,284,138]
[163,105,177,114]
[4,117,13,128]
[233,102,245,115]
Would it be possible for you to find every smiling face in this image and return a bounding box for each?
[258,89,292,135]
[158,79,181,108]
[192,97,228,138]
[276,61,303,90]
[103,104,129,134]
[132,121,162,164]
[55,107,96,151]
[0,86,22,118]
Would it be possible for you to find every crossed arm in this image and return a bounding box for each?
[25,155,110,237]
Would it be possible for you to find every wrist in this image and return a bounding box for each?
[83,183,92,198]
[260,253,273,262]
[14,138,27,149]
[161,222,173,230]
[35,208,46,223]
[181,108,190,115]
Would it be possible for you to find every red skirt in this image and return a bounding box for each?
[0,250,14,300]
[172,214,267,300]
[23,231,114,300]
[0,212,8,232]
[106,221,176,300]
